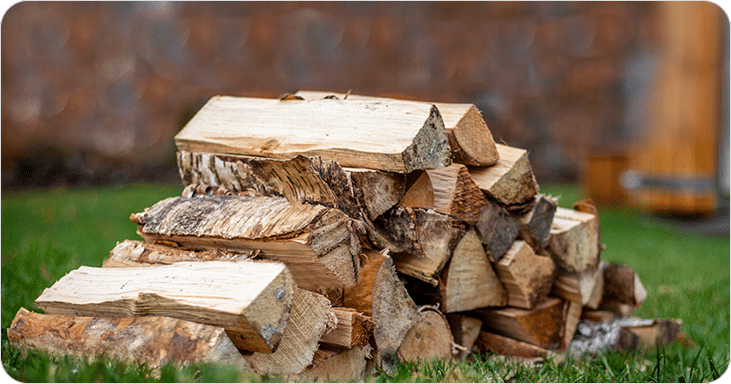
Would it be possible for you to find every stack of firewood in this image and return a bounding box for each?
[7,91,682,380]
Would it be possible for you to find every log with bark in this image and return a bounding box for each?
[35,261,293,353]
[601,263,647,307]
[319,307,375,348]
[546,207,600,273]
[294,90,499,166]
[474,202,521,262]
[512,194,558,251]
[476,331,555,360]
[174,95,452,173]
[103,239,254,268]
[397,306,456,363]
[468,144,539,211]
[493,241,556,309]
[550,266,601,307]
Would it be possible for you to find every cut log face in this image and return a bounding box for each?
[617,318,682,348]
[494,241,556,309]
[446,314,483,358]
[296,344,372,383]
[472,297,565,350]
[468,144,539,209]
[512,194,558,251]
[601,263,647,307]
[174,96,451,173]
[319,307,375,348]
[295,90,499,166]
[474,202,521,262]
[476,330,549,359]
[7,308,252,371]
[546,207,600,273]
[550,266,600,306]
[35,261,294,353]
[245,288,335,377]
[131,195,361,292]
[397,307,455,363]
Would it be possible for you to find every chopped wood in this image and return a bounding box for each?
[174,95,452,173]
[601,263,647,307]
[347,167,406,220]
[103,240,253,267]
[7,308,252,371]
[618,318,682,348]
[598,300,638,318]
[446,314,483,359]
[584,261,606,310]
[468,144,539,210]
[474,202,521,262]
[295,90,499,166]
[550,266,601,306]
[562,301,583,350]
[35,261,293,353]
[131,195,361,294]
[397,306,455,363]
[296,344,371,383]
[476,330,549,359]
[512,194,558,251]
[398,164,489,223]
[494,241,556,309]
[319,307,374,348]
[569,319,640,355]
[581,310,617,323]
[343,251,419,365]
[472,297,565,350]
[245,288,335,376]
[546,207,600,273]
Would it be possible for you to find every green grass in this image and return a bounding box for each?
[1,182,729,382]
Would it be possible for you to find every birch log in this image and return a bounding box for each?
[546,207,600,273]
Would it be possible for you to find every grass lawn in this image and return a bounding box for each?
[1,182,729,382]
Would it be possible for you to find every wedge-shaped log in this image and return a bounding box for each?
[397,306,455,362]
[474,202,521,261]
[468,144,539,211]
[399,164,489,223]
[245,288,335,376]
[295,345,371,383]
[494,241,556,309]
[472,297,565,350]
[319,307,375,348]
[35,261,293,353]
[617,318,682,348]
[103,240,253,268]
[601,263,647,307]
[7,308,252,371]
[343,251,419,366]
[295,90,499,166]
[550,266,601,306]
[546,207,600,273]
[561,301,583,350]
[476,331,550,359]
[512,194,558,251]
[131,195,361,294]
[446,314,483,359]
[175,95,451,173]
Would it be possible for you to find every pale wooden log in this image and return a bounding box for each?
[295,345,371,383]
[472,297,564,350]
[319,307,375,348]
[343,251,419,365]
[7,308,252,371]
[585,261,606,310]
[572,197,606,257]
[295,90,499,166]
[512,194,558,251]
[618,318,682,348]
[398,164,489,223]
[562,301,583,350]
[35,261,293,353]
[468,144,539,210]
[244,288,335,376]
[474,202,521,262]
[174,95,452,173]
[550,266,600,306]
[446,314,483,359]
[546,207,600,273]
[397,306,455,362]
[494,241,556,309]
[131,195,361,292]
[476,330,549,359]
[601,263,647,307]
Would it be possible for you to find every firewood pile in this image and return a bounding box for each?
[8,91,683,380]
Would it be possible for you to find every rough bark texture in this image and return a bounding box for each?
[494,241,556,309]
[468,144,539,210]
[103,240,254,267]
[446,314,483,359]
[546,207,600,273]
[512,194,558,251]
[474,202,521,262]
[397,307,455,363]
[295,345,371,383]
[35,261,294,353]
[7,308,252,371]
[319,308,375,348]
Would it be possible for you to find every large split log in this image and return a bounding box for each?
[319,307,374,348]
[174,95,451,173]
[244,288,335,377]
[474,202,521,262]
[468,144,539,211]
[561,301,583,350]
[546,207,600,273]
[295,345,371,383]
[35,261,293,353]
[493,241,556,309]
[472,297,565,350]
[295,90,499,166]
[550,266,601,307]
[103,239,253,268]
[476,331,556,361]
[7,308,252,371]
[446,314,483,359]
[130,195,361,297]
[398,164,489,223]
[512,194,558,251]
[601,263,647,307]
[397,306,455,363]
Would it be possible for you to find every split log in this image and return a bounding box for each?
[468,144,539,211]
[446,314,482,359]
[35,261,293,353]
[295,345,371,383]
[343,251,419,366]
[569,319,641,355]
[472,297,565,350]
[474,202,521,262]
[244,288,335,377]
[550,266,601,306]
[598,300,638,318]
[494,241,556,309]
[7,308,252,371]
[398,164,489,223]
[131,195,361,296]
[617,318,682,348]
[546,207,600,273]
[562,301,583,350]
[397,306,455,362]
[581,310,616,323]
[585,261,606,309]
[601,263,647,307]
[174,95,452,173]
[476,331,552,360]
[103,240,253,268]
[295,90,499,166]
[319,308,375,348]
[512,194,558,251]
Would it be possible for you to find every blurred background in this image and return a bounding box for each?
[2,1,728,218]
